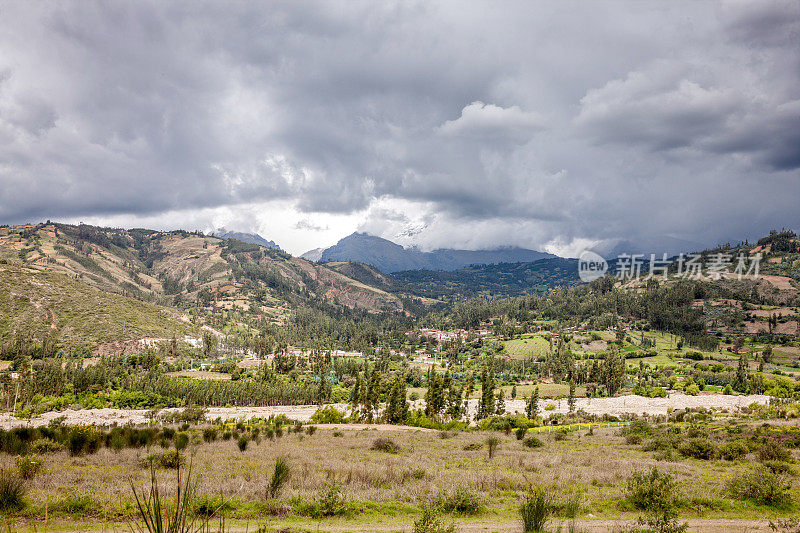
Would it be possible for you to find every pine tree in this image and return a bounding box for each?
[495,388,505,416]
[477,367,496,420]
[526,386,539,419]
[735,352,749,392]
[511,385,517,399]
[568,380,576,413]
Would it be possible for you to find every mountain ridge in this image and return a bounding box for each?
[309,232,556,273]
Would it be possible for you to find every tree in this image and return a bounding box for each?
[478,365,496,420]
[202,331,217,357]
[603,350,626,396]
[385,379,408,425]
[735,352,749,393]
[526,386,539,420]
[568,381,576,413]
[495,388,506,416]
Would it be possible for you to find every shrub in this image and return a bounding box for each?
[684,384,700,396]
[267,457,291,499]
[310,406,347,424]
[332,430,343,437]
[305,425,317,436]
[156,449,183,469]
[221,431,232,441]
[194,495,231,517]
[316,481,347,517]
[627,467,687,533]
[462,442,482,451]
[758,440,790,463]
[678,438,716,460]
[413,504,456,533]
[174,432,189,451]
[370,437,401,454]
[553,430,568,442]
[0,469,25,511]
[202,428,218,443]
[486,436,500,458]
[728,466,791,507]
[520,486,551,532]
[719,440,749,461]
[16,455,43,480]
[515,427,527,440]
[237,436,249,452]
[30,438,62,454]
[523,436,544,449]
[437,485,483,515]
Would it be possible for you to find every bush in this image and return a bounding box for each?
[0,469,25,511]
[523,436,544,449]
[520,486,551,532]
[627,467,686,533]
[267,457,290,499]
[370,437,401,454]
[305,425,317,436]
[437,485,483,515]
[728,466,791,507]
[684,384,700,396]
[413,504,456,533]
[678,438,716,460]
[310,406,347,424]
[174,432,189,451]
[202,428,218,443]
[237,436,249,452]
[156,449,183,469]
[16,455,43,480]
[462,442,482,451]
[30,438,62,454]
[316,481,347,517]
[719,440,749,461]
[515,427,527,440]
[757,440,790,463]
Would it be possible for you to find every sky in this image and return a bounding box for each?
[0,1,798,257]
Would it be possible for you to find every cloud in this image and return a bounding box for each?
[0,1,797,255]
[575,61,800,170]
[438,101,543,142]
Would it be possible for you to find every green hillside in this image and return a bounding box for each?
[0,260,194,355]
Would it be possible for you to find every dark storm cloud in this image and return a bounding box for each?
[0,1,798,252]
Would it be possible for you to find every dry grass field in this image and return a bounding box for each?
[0,420,796,532]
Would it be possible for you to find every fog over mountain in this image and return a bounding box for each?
[309,232,555,273]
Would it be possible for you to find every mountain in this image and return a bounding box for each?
[313,232,556,273]
[212,228,281,250]
[300,247,325,262]
[0,223,423,351]
[391,257,581,298]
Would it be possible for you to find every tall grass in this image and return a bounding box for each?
[520,486,551,533]
[130,458,229,533]
[0,469,25,511]
[266,457,291,499]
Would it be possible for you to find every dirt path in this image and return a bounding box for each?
[0,393,769,429]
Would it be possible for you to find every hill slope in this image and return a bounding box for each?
[392,257,581,298]
[0,223,415,330]
[0,260,194,354]
[314,232,555,273]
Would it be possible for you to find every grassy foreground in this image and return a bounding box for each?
[0,417,797,532]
